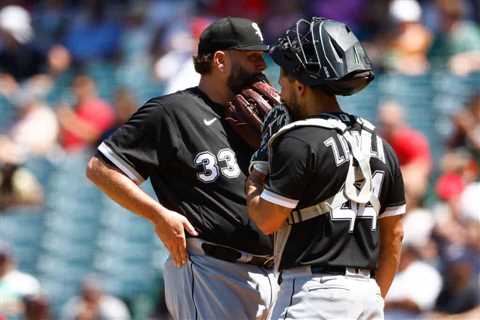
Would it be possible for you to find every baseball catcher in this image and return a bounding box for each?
[246,17,406,320]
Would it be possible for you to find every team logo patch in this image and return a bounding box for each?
[251,22,264,41]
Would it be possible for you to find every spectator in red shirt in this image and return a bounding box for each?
[201,0,268,23]
[378,100,432,208]
[57,75,115,152]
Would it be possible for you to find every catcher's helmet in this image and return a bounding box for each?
[270,17,374,96]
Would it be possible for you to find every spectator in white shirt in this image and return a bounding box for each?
[61,274,130,320]
[385,224,442,319]
[0,242,41,318]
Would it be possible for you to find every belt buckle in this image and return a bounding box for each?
[249,255,274,268]
[345,267,370,278]
[262,256,274,269]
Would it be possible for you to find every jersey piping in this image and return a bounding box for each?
[98,142,145,183]
[261,189,299,208]
[380,204,407,218]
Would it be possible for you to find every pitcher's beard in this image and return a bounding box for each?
[227,66,261,94]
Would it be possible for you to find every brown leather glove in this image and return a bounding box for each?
[225,75,281,149]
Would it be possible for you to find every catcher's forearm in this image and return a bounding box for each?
[246,171,292,234]
[86,156,168,224]
[246,171,268,232]
[376,215,404,298]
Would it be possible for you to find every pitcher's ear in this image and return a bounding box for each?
[213,51,226,72]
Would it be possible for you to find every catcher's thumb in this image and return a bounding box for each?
[183,219,199,236]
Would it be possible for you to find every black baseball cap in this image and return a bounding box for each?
[197,17,269,55]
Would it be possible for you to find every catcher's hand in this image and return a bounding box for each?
[225,75,281,149]
[249,104,291,174]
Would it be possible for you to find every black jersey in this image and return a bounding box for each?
[262,113,406,270]
[98,87,272,255]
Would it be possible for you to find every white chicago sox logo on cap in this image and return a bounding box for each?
[251,22,264,41]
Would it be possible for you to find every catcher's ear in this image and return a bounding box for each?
[295,80,306,95]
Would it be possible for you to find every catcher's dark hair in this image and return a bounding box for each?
[281,67,296,83]
[193,53,214,74]
[281,66,335,96]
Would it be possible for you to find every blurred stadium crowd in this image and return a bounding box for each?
[0,0,479,319]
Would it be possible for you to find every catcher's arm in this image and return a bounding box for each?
[376,214,404,298]
[246,169,292,235]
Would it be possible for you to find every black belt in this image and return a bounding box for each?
[311,265,375,277]
[311,265,351,275]
[278,265,374,284]
[201,243,274,269]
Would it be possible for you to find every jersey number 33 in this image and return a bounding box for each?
[194,148,241,183]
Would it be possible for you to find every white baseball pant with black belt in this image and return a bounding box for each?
[269,266,384,320]
[164,238,278,320]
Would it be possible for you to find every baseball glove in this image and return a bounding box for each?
[249,104,291,174]
[225,75,281,149]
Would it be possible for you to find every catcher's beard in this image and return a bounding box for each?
[227,64,260,94]
[282,95,302,121]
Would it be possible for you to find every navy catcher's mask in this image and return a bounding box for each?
[270,17,374,96]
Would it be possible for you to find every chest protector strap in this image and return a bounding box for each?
[268,117,381,226]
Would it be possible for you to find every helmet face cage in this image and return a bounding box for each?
[271,17,374,95]
[274,27,308,75]
[276,19,325,78]
[297,18,327,77]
